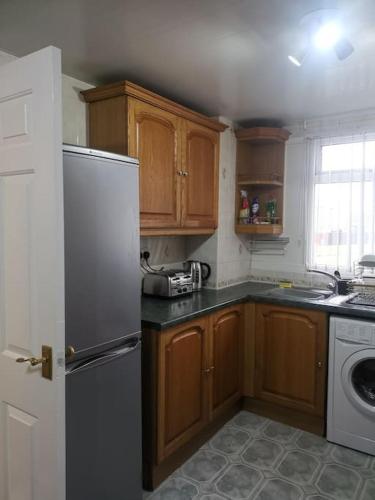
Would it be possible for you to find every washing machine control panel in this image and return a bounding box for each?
[334,317,375,345]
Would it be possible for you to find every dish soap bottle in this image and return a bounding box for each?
[239,190,250,224]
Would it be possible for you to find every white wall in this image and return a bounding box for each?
[0,50,15,65]
[62,75,93,145]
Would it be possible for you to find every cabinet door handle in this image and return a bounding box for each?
[317,361,323,368]
[203,366,215,374]
[183,171,189,176]
[177,170,183,176]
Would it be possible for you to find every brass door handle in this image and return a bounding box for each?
[16,345,53,380]
[65,345,75,359]
[16,356,45,367]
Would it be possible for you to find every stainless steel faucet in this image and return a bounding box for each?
[307,269,340,294]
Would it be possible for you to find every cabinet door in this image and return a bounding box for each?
[157,318,209,463]
[128,98,181,228]
[181,120,219,228]
[255,305,327,416]
[210,305,243,420]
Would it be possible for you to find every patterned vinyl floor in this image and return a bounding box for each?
[145,411,375,500]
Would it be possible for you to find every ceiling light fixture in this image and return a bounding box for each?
[288,50,307,67]
[334,37,354,60]
[288,55,302,67]
[288,9,354,67]
[313,21,342,50]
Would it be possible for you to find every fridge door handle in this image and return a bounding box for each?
[113,339,141,358]
[66,339,141,375]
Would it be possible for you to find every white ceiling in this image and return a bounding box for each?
[1,0,375,123]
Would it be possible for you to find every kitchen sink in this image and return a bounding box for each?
[264,287,332,301]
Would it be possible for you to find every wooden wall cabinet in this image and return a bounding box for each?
[82,81,226,236]
[128,99,181,229]
[181,120,219,229]
[253,304,327,426]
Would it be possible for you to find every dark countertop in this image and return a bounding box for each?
[141,281,375,330]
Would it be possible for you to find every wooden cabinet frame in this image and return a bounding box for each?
[82,81,226,236]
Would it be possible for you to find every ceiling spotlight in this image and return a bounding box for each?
[313,22,342,50]
[334,37,354,60]
[288,9,354,66]
[288,50,307,67]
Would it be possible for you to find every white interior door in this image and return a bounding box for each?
[0,47,65,500]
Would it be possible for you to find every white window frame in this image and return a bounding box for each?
[306,133,375,274]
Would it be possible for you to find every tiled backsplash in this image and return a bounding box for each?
[140,236,187,267]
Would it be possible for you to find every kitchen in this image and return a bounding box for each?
[1,1,375,500]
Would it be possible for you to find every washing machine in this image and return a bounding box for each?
[327,316,375,455]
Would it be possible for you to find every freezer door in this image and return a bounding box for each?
[66,337,142,500]
[63,150,140,355]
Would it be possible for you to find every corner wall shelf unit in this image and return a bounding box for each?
[235,126,290,236]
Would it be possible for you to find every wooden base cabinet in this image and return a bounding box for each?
[254,304,328,418]
[210,305,243,420]
[82,81,226,235]
[142,304,244,489]
[156,317,209,464]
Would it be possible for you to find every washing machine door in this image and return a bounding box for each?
[341,349,375,417]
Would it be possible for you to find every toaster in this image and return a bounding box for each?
[142,269,193,298]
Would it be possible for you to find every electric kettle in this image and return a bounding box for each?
[183,260,211,291]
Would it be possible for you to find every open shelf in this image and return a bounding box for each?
[235,126,290,235]
[235,224,283,235]
[237,179,283,187]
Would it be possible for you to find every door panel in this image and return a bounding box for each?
[211,306,243,419]
[182,120,218,228]
[1,175,34,354]
[5,404,38,500]
[157,318,208,462]
[255,305,327,416]
[128,98,181,228]
[0,47,65,500]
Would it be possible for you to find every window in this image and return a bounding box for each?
[309,135,375,273]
